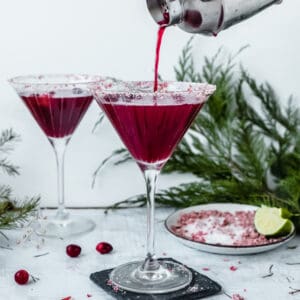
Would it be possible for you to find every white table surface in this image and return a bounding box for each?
[0,208,299,300]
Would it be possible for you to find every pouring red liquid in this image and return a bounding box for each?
[154,26,166,92]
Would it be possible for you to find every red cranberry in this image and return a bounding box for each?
[66,244,81,257]
[96,242,113,254]
[230,266,238,271]
[14,269,29,285]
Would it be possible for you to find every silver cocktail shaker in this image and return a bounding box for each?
[147,0,282,35]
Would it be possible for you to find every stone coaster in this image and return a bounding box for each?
[90,258,222,299]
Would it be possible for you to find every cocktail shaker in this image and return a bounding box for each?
[147,0,282,35]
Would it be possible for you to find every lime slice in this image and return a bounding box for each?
[279,207,293,219]
[254,206,293,236]
[279,219,293,235]
[260,205,293,219]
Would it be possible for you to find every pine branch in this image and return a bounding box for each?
[0,128,40,230]
[0,129,20,153]
[92,148,131,187]
[0,196,40,230]
[174,37,196,82]
[0,159,19,176]
[92,113,105,133]
[234,121,268,181]
[0,185,13,202]
[0,128,20,176]
[240,70,300,146]
[102,180,299,218]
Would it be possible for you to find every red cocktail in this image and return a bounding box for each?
[21,90,93,138]
[101,97,204,169]
[9,74,107,238]
[91,80,215,294]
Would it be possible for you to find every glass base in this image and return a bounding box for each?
[110,260,193,294]
[35,214,96,238]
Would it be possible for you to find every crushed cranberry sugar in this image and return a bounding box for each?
[171,210,285,246]
[232,294,245,300]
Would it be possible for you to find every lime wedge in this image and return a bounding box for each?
[260,205,293,219]
[279,219,293,235]
[279,207,293,219]
[254,206,293,236]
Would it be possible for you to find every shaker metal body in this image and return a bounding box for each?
[147,0,282,35]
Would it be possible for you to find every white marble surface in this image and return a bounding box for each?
[0,208,299,300]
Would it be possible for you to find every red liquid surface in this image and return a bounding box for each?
[21,91,93,138]
[99,101,204,168]
[154,27,166,92]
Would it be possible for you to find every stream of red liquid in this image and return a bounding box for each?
[154,27,166,92]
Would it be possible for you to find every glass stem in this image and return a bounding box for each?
[49,138,70,220]
[141,168,160,272]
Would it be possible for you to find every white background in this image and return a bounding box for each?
[0,0,299,207]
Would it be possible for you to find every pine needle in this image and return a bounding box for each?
[0,128,39,230]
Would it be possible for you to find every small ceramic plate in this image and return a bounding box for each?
[165,203,296,255]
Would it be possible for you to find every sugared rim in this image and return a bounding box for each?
[90,81,216,97]
[8,74,112,86]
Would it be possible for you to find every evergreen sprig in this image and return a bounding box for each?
[93,41,300,230]
[0,129,20,176]
[0,129,39,231]
[0,197,40,230]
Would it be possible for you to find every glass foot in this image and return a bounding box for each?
[110,260,192,294]
[35,214,96,238]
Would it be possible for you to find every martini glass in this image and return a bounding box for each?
[9,74,106,238]
[91,81,216,294]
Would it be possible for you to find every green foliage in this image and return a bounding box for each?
[0,129,20,176]
[93,40,300,230]
[0,196,39,230]
[0,129,39,230]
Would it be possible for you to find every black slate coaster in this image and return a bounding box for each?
[90,258,222,300]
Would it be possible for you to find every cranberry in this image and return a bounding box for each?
[96,242,113,254]
[14,269,29,285]
[230,266,238,271]
[66,244,81,257]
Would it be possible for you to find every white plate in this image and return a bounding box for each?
[165,203,296,255]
